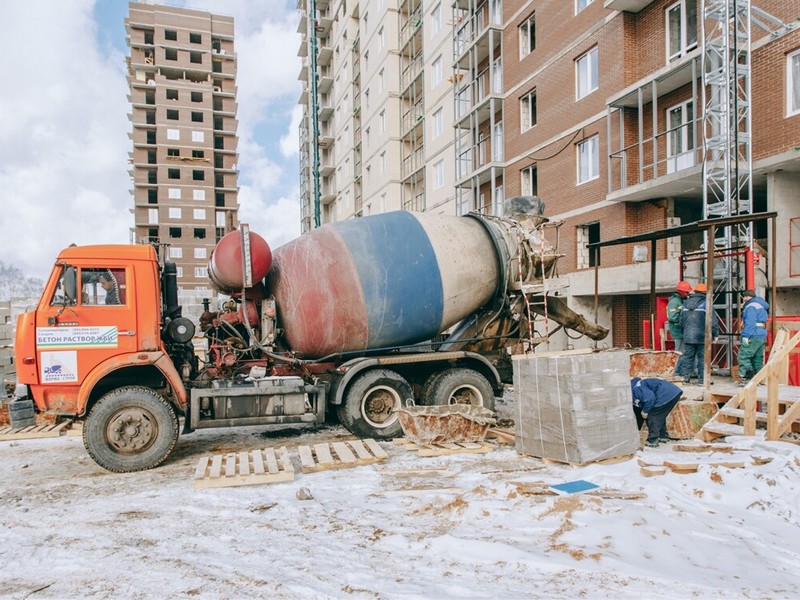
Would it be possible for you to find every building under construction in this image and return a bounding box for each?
[126,2,240,314]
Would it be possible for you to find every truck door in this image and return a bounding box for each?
[33,265,138,414]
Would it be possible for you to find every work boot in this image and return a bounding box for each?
[659,436,671,443]
[645,439,659,448]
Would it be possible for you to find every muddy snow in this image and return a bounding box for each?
[1,402,800,599]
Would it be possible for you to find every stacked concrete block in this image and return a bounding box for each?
[0,301,13,396]
[512,350,640,464]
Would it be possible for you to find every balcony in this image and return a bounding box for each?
[604,0,654,12]
[606,55,703,202]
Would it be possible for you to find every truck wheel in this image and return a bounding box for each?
[337,369,412,439]
[83,386,179,473]
[423,368,496,411]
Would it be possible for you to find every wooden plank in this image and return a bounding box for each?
[277,447,294,474]
[332,441,357,464]
[417,442,493,457]
[663,460,747,474]
[313,443,335,466]
[363,438,389,459]
[264,448,280,474]
[209,455,223,479]
[348,439,372,460]
[252,449,265,475]
[640,466,667,477]
[297,445,315,471]
[766,364,780,440]
[225,454,237,477]
[743,386,756,436]
[672,443,734,453]
[194,456,210,480]
[238,451,250,476]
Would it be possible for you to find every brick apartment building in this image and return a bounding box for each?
[126,2,239,314]
[457,0,800,347]
[300,0,800,348]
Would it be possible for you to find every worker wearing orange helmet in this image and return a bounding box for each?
[668,281,693,375]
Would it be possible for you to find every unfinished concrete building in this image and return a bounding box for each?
[298,0,458,230]
[126,2,239,312]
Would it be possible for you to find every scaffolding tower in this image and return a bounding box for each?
[701,0,753,370]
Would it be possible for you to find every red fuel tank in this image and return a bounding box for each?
[208,229,272,293]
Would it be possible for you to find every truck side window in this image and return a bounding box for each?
[81,268,126,306]
[49,266,78,307]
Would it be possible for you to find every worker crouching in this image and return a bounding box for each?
[631,377,683,448]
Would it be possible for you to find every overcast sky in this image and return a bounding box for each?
[0,0,303,282]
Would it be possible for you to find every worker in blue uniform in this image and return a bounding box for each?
[738,289,770,385]
[631,377,683,447]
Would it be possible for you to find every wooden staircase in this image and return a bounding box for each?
[697,329,800,442]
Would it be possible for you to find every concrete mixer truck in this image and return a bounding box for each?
[12,199,608,472]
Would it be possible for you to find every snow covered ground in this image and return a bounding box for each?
[2,406,800,599]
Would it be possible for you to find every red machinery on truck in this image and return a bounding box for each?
[13,201,607,472]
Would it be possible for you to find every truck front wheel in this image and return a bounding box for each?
[83,386,179,473]
[337,369,412,439]
[423,368,496,411]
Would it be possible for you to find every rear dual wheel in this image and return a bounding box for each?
[337,369,413,439]
[421,368,496,411]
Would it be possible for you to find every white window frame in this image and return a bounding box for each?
[576,47,598,99]
[577,135,599,184]
[787,48,800,116]
[193,208,206,220]
[665,0,697,63]
[432,55,443,86]
[191,130,204,142]
[167,129,180,140]
[666,100,696,174]
[576,0,594,14]
[433,160,445,189]
[168,188,181,199]
[433,107,444,138]
[521,165,537,196]
[168,207,182,219]
[215,211,226,227]
[520,89,536,131]
[176,266,183,278]
[492,121,504,162]
[194,247,207,259]
[431,3,441,37]
[519,13,535,59]
[148,208,158,224]
[169,247,182,259]
[194,267,207,278]
[193,189,205,201]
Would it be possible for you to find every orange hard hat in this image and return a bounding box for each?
[676,281,692,294]
[694,283,708,293]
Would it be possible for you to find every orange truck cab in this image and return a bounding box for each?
[14,245,198,471]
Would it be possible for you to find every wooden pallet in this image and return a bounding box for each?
[297,439,388,473]
[393,438,493,457]
[0,420,72,441]
[193,446,294,489]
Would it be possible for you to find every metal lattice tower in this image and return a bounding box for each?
[701,0,753,370]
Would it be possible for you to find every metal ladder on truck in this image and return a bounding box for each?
[513,220,566,351]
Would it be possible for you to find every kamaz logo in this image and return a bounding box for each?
[44,365,62,375]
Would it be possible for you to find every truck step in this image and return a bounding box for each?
[298,438,388,473]
[193,446,295,489]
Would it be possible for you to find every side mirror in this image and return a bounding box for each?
[64,267,77,302]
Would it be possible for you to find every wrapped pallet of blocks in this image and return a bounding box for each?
[512,350,640,464]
